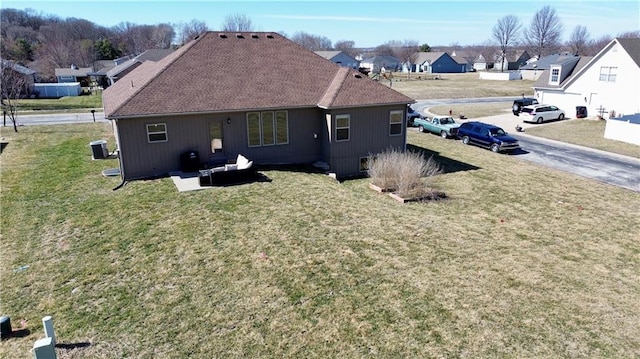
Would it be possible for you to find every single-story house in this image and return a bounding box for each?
[533,37,639,122]
[106,49,175,86]
[411,52,465,73]
[520,52,579,80]
[102,32,415,181]
[55,65,92,86]
[1,59,36,96]
[493,49,530,72]
[315,51,359,69]
[449,50,478,72]
[359,55,403,74]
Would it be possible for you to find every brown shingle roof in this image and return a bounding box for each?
[104,32,413,118]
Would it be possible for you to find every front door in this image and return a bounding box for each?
[209,120,226,165]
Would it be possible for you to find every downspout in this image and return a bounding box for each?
[111,118,127,191]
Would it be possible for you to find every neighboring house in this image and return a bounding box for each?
[411,52,465,73]
[520,52,579,80]
[472,54,488,71]
[102,32,415,181]
[1,59,36,96]
[55,65,92,86]
[449,50,477,72]
[359,55,403,74]
[604,114,640,145]
[493,49,530,71]
[533,37,639,123]
[315,51,359,69]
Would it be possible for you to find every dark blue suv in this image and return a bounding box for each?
[457,121,520,153]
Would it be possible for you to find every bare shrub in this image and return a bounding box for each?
[368,148,442,198]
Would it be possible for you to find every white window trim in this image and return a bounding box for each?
[549,66,560,85]
[335,114,350,142]
[146,123,168,143]
[599,66,617,82]
[247,112,262,148]
[389,110,403,136]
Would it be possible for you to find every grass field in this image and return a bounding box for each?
[1,123,639,358]
[12,93,103,113]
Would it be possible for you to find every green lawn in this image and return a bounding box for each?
[1,124,639,358]
[12,93,102,113]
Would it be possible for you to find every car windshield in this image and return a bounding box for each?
[489,128,506,136]
[440,117,453,124]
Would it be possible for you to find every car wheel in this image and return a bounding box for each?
[440,131,448,139]
[462,136,470,145]
[558,113,565,120]
[418,125,424,133]
[536,117,543,124]
[490,143,500,153]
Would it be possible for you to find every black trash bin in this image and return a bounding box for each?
[576,106,587,119]
[180,151,200,172]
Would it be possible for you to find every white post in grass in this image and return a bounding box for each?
[42,316,55,345]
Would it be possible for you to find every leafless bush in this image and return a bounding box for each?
[368,148,442,198]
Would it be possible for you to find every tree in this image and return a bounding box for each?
[492,15,521,72]
[176,19,208,45]
[221,13,254,32]
[334,40,357,57]
[1,60,29,132]
[524,6,563,59]
[419,43,431,52]
[290,31,332,51]
[567,25,590,55]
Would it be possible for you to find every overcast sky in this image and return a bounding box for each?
[2,0,639,47]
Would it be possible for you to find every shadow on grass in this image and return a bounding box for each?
[407,144,481,174]
[0,141,7,153]
[56,341,92,350]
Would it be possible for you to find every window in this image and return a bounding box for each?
[599,66,617,82]
[247,111,289,147]
[336,114,350,141]
[390,110,403,136]
[146,123,167,143]
[550,67,560,84]
[210,121,223,153]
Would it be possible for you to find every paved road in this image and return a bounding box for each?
[5,111,108,126]
[512,134,640,192]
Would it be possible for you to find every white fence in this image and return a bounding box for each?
[478,72,522,81]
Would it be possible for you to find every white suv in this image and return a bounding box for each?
[520,104,566,124]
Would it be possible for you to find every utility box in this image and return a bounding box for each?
[33,337,57,359]
[90,140,108,159]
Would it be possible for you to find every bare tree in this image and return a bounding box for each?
[1,60,28,132]
[151,23,175,49]
[567,25,590,55]
[221,13,254,32]
[492,15,521,72]
[524,6,563,59]
[290,31,332,51]
[177,19,208,45]
[334,40,357,57]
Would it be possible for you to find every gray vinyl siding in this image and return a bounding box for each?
[115,108,326,180]
[326,105,407,177]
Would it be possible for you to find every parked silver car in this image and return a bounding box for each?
[520,104,566,124]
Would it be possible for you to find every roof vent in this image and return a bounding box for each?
[236,33,244,39]
[353,74,362,79]
[266,34,274,39]
[219,33,227,39]
[251,33,259,39]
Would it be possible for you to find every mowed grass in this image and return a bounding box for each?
[13,94,102,113]
[1,124,639,358]
[385,72,536,99]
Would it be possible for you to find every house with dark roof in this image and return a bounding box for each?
[411,52,465,73]
[449,50,479,72]
[106,49,175,87]
[533,37,639,126]
[520,53,579,80]
[102,32,415,181]
[55,65,93,86]
[315,51,359,69]
[493,49,530,72]
[1,59,36,96]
